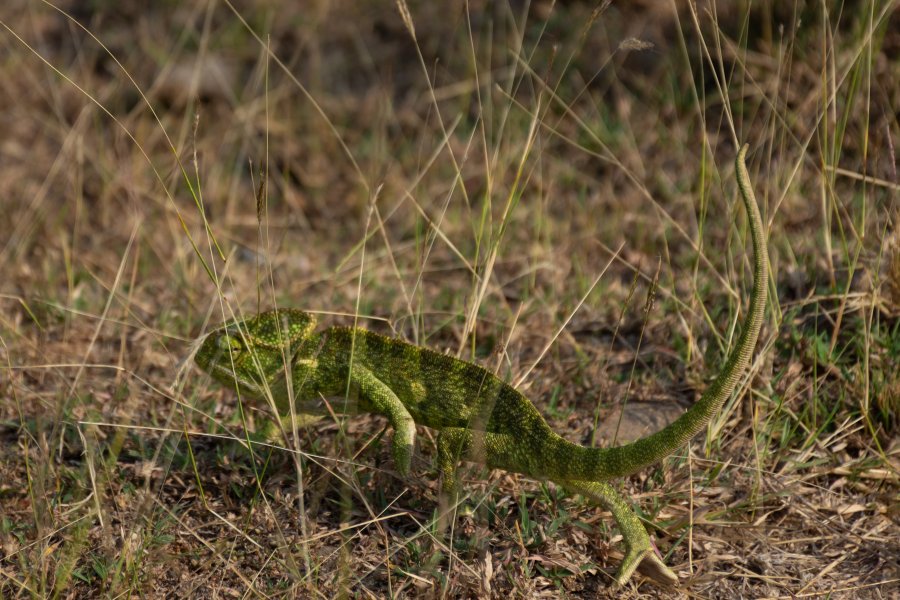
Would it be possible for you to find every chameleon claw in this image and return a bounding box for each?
[614,545,678,587]
[613,531,678,587]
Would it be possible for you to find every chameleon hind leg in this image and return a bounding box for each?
[560,479,678,586]
[435,427,534,493]
[434,427,509,537]
[436,427,678,586]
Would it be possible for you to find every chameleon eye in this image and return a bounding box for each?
[216,334,243,353]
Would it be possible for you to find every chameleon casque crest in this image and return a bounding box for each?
[195,145,768,586]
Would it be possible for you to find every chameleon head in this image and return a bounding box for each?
[194,309,318,397]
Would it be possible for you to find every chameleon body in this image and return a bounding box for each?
[194,145,768,586]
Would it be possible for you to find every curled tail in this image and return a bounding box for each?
[558,145,769,481]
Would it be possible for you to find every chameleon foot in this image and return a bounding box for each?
[615,534,678,587]
[391,436,414,477]
[265,413,323,444]
[560,479,678,587]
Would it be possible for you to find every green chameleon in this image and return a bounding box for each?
[195,145,768,586]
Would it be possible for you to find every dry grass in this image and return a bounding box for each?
[1,0,898,598]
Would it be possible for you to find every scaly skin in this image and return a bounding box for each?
[194,145,768,586]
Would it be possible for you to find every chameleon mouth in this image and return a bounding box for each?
[206,359,268,398]
[205,341,297,401]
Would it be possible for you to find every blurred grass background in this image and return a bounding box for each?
[0,1,898,597]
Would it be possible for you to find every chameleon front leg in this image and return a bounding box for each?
[436,427,678,586]
[262,413,324,444]
[263,358,329,443]
[349,364,416,476]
